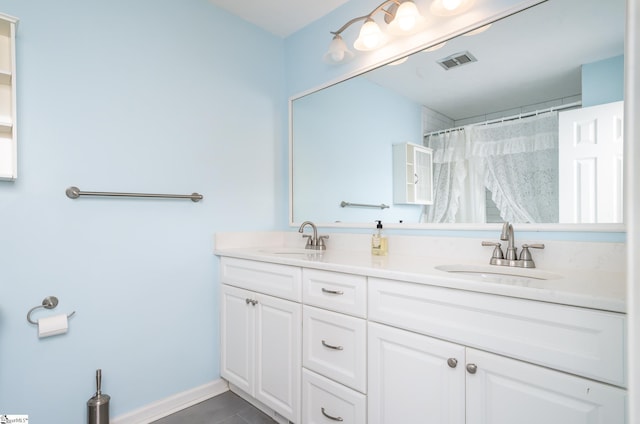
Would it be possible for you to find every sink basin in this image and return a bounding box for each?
[259,247,324,255]
[435,264,562,283]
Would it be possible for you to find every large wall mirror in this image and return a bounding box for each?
[291,0,625,230]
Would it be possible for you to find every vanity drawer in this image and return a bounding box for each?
[302,368,366,424]
[303,305,367,393]
[220,257,302,301]
[368,277,626,387]
[302,268,367,317]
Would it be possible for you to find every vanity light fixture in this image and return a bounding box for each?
[324,0,425,64]
[430,0,476,16]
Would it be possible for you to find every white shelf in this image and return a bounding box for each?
[0,14,16,181]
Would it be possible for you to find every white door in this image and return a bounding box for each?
[368,322,465,424]
[220,284,254,395]
[466,348,626,424]
[559,101,624,223]
[254,292,302,423]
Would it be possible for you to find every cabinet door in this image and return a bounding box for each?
[220,284,254,395]
[466,348,627,424]
[254,292,302,423]
[413,145,433,204]
[368,322,465,424]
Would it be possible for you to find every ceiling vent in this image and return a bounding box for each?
[437,51,477,70]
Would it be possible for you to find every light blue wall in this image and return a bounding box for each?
[0,0,285,421]
[582,55,625,107]
[293,77,423,224]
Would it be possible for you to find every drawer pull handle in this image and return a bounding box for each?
[322,340,344,350]
[321,407,344,422]
[447,358,458,368]
[321,288,344,295]
[466,363,478,374]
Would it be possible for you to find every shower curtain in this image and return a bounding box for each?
[423,129,471,223]
[470,112,559,223]
[423,112,559,223]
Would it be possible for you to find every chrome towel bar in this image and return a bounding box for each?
[340,201,389,209]
[65,186,203,202]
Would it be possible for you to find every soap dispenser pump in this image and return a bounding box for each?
[371,220,388,256]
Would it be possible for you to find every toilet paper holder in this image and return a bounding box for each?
[27,296,76,325]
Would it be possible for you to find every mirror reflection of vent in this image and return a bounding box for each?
[437,51,477,70]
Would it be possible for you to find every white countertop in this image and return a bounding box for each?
[214,243,626,313]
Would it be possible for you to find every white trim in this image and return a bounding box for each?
[111,379,229,424]
[625,0,639,422]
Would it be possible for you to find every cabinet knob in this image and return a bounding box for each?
[321,407,344,422]
[245,298,251,304]
[447,358,458,368]
[466,363,478,374]
[251,299,258,306]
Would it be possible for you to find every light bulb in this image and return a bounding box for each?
[395,1,420,32]
[442,0,462,10]
[323,34,353,64]
[357,19,382,50]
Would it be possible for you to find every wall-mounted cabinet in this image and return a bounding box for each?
[0,13,16,181]
[392,142,433,205]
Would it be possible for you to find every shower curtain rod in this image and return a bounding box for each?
[423,101,582,138]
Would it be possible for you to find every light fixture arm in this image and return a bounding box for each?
[330,0,403,36]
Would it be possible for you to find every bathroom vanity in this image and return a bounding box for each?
[215,232,626,424]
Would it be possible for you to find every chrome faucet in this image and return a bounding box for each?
[500,222,518,261]
[298,221,329,250]
[482,222,544,268]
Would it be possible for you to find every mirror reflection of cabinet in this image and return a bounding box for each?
[393,142,433,205]
[0,13,17,181]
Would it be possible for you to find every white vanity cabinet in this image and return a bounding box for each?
[220,258,302,423]
[216,254,626,424]
[392,142,433,205]
[368,322,465,423]
[0,14,17,181]
[368,277,627,424]
[466,348,626,424]
[301,269,368,423]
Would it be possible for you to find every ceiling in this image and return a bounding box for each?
[207,0,350,37]
[363,0,625,120]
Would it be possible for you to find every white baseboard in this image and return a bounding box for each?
[111,379,229,424]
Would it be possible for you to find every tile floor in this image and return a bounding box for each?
[151,390,276,424]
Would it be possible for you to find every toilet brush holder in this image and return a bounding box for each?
[87,369,110,424]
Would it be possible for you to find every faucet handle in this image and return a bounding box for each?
[302,234,314,247]
[519,244,544,260]
[482,241,504,259]
[317,235,329,250]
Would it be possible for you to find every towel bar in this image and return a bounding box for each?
[65,186,203,202]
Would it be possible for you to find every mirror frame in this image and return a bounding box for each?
[288,0,626,233]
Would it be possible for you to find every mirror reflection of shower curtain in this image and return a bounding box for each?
[470,113,559,223]
[423,129,485,223]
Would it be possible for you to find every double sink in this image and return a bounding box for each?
[257,247,562,284]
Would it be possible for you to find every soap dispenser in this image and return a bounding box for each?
[371,220,388,256]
